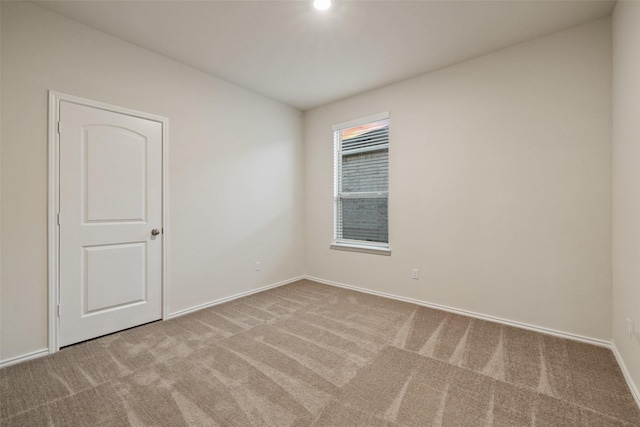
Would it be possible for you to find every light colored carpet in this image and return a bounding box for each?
[1,279,638,426]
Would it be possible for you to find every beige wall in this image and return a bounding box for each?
[304,18,612,340]
[0,0,3,363]
[612,0,640,399]
[0,3,620,366]
[0,2,305,362]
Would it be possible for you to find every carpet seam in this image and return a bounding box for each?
[3,279,638,425]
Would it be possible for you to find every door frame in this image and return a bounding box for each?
[47,91,169,354]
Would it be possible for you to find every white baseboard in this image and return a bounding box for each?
[2,274,636,411]
[309,275,640,410]
[304,275,640,409]
[0,276,305,369]
[611,342,640,408]
[0,348,50,368]
[303,275,610,348]
[167,276,305,319]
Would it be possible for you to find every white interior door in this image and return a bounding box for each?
[59,101,163,347]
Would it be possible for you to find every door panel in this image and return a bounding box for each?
[84,243,146,314]
[85,126,147,222]
[59,101,163,347]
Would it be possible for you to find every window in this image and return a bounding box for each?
[332,112,390,254]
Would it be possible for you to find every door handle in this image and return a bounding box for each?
[151,229,161,236]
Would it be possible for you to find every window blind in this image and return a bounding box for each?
[334,116,389,246]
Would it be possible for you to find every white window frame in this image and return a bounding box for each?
[331,112,391,256]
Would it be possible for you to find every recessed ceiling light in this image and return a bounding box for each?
[313,0,331,11]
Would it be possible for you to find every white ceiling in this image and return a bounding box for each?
[34,0,615,110]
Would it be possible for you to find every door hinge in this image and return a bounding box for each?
[57,213,60,225]
[57,121,61,134]
[57,304,60,318]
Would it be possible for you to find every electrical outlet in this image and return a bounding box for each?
[412,268,419,280]
[628,317,633,340]
[256,261,261,271]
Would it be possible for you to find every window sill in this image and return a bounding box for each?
[330,243,391,256]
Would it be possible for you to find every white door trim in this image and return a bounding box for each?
[47,91,169,354]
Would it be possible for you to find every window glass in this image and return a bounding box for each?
[334,116,389,247]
